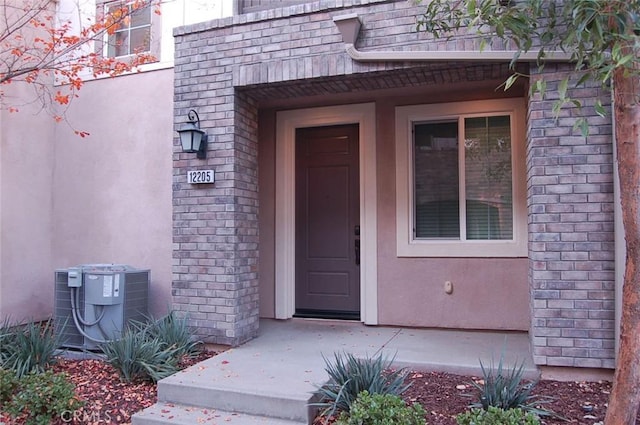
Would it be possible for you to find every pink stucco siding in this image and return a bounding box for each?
[1,70,174,320]
[52,70,174,317]
[1,82,56,321]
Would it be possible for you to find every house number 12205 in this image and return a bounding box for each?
[187,170,215,184]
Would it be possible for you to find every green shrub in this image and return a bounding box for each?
[0,318,62,378]
[469,354,554,418]
[456,406,540,425]
[100,329,179,383]
[136,311,201,360]
[4,370,83,425]
[336,391,426,425]
[0,367,19,404]
[314,352,411,418]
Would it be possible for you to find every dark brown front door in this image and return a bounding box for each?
[295,124,360,319]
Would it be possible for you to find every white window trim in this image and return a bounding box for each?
[395,98,527,258]
[96,0,161,61]
[275,103,378,324]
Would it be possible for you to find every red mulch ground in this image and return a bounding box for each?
[401,370,618,425]
[0,352,216,425]
[314,370,621,425]
[2,352,637,425]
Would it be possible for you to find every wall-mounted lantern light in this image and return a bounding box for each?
[177,109,207,159]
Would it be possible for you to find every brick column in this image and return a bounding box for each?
[172,29,260,345]
[527,64,616,368]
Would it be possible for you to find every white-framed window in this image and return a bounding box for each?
[395,98,527,257]
[96,0,161,60]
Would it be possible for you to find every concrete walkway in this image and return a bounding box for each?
[133,318,537,425]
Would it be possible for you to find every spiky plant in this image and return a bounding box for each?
[137,311,201,360]
[100,329,179,383]
[314,351,411,418]
[0,318,62,378]
[469,354,556,418]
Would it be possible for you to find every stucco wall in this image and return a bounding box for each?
[0,83,56,321]
[51,70,174,316]
[258,111,277,318]
[375,98,530,331]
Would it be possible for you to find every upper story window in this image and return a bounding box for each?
[395,98,527,257]
[107,2,151,57]
[97,0,160,60]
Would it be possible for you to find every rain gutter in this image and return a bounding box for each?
[333,13,573,63]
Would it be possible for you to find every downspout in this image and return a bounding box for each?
[333,14,573,63]
[612,81,623,361]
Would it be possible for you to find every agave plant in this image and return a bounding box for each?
[314,351,411,418]
[138,311,201,359]
[469,353,556,418]
[0,316,17,365]
[100,329,179,383]
[0,318,63,378]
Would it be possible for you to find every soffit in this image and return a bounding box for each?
[239,62,527,108]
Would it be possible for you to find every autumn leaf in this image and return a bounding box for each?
[54,91,70,105]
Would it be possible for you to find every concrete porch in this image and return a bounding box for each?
[133,318,537,425]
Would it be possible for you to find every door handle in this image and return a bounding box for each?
[354,239,361,266]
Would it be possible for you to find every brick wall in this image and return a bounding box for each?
[173,55,260,345]
[527,64,615,368]
[239,0,311,14]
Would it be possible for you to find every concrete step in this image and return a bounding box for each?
[137,343,329,424]
[155,379,316,423]
[133,402,307,425]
